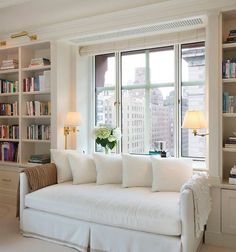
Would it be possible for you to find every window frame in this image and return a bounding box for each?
[93,42,206,160]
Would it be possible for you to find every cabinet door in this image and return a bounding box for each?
[222,189,236,235]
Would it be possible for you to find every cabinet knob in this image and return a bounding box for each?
[2,178,11,182]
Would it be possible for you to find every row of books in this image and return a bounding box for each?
[29,58,50,68]
[27,124,50,140]
[0,79,18,94]
[26,101,51,116]
[226,29,236,43]
[0,59,18,70]
[222,59,236,79]
[23,71,50,92]
[223,92,236,113]
[0,102,18,116]
[0,142,18,162]
[224,136,236,148]
[0,125,19,139]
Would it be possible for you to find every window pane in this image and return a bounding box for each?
[149,47,174,85]
[150,87,175,156]
[122,51,146,86]
[95,54,116,126]
[182,43,205,82]
[181,43,206,158]
[122,89,145,153]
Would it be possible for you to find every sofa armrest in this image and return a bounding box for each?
[180,188,195,252]
[20,172,29,228]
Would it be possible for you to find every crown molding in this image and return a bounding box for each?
[1,0,236,45]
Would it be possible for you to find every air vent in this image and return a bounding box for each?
[71,16,205,45]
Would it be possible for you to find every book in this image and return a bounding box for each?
[0,142,18,162]
[28,154,50,164]
[27,124,50,140]
[0,59,18,70]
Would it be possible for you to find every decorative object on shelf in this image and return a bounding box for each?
[182,110,208,137]
[64,112,81,149]
[229,164,236,185]
[0,41,6,47]
[10,31,37,41]
[94,125,121,154]
[225,29,236,43]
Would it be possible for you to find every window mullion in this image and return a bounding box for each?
[174,44,181,158]
[144,50,150,153]
[115,52,121,153]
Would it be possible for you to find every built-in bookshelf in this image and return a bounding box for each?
[0,41,52,166]
[221,12,236,184]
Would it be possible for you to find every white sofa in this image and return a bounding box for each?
[20,175,203,252]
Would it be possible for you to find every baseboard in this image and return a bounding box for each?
[205,231,236,249]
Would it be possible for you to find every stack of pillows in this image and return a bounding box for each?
[50,150,193,192]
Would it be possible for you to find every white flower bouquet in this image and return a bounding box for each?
[95,125,121,153]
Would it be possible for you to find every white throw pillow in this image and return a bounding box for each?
[93,153,122,184]
[151,157,193,192]
[122,154,152,187]
[51,149,77,183]
[67,153,96,184]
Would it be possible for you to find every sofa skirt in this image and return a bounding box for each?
[21,208,181,252]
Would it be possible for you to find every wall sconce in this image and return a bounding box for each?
[10,31,37,41]
[182,110,209,137]
[64,112,81,149]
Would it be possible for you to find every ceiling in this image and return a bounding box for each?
[0,0,171,36]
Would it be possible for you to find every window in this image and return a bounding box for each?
[94,42,205,159]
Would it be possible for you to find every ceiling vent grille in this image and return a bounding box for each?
[71,16,205,44]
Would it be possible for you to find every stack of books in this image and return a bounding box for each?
[27,124,50,140]
[0,59,18,70]
[28,154,50,164]
[223,92,236,113]
[0,142,18,162]
[226,29,236,43]
[23,70,50,92]
[229,165,236,185]
[225,136,236,148]
[29,58,50,67]
[0,79,18,94]
[222,59,236,78]
[0,102,18,116]
[26,101,51,116]
[0,125,19,139]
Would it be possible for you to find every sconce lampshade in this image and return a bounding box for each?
[65,112,81,127]
[182,110,207,129]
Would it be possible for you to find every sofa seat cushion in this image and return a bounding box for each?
[25,182,181,236]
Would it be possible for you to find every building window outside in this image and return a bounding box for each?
[94,42,205,159]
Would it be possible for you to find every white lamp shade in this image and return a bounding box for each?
[65,112,81,127]
[182,111,207,129]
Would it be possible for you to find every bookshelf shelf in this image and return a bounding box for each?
[0,92,19,97]
[223,147,236,153]
[223,78,236,83]
[222,113,236,117]
[0,69,19,75]
[22,91,50,95]
[22,65,51,72]
[223,42,236,49]
[22,115,51,119]
[22,139,50,143]
[0,139,19,142]
[0,116,19,119]
[0,161,19,166]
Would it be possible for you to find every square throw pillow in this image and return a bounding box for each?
[151,157,193,192]
[122,154,152,187]
[50,149,77,183]
[67,153,96,184]
[93,153,122,184]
